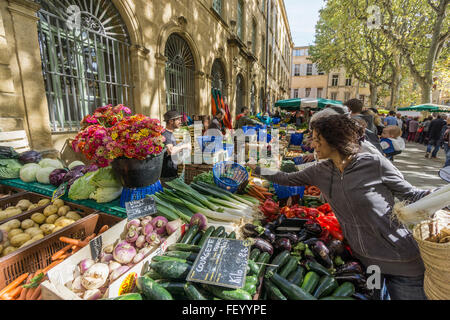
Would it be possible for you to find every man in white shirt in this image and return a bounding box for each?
[396,113,403,129]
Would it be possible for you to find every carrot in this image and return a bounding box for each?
[51,244,73,261]
[71,246,82,254]
[57,253,71,260]
[98,225,109,234]
[79,233,97,246]
[17,274,33,300]
[36,292,42,300]
[9,286,22,300]
[0,273,29,297]
[251,188,266,200]
[252,185,269,193]
[59,237,84,246]
[30,286,41,300]
[0,293,12,300]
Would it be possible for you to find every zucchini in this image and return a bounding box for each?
[245,276,258,286]
[157,281,187,295]
[250,248,261,261]
[264,279,287,300]
[211,226,225,237]
[279,256,299,278]
[150,261,192,280]
[164,250,198,262]
[167,243,201,252]
[287,266,306,286]
[305,260,332,276]
[221,232,228,238]
[270,273,317,300]
[198,226,215,247]
[184,283,208,300]
[332,282,355,297]
[256,252,271,278]
[320,296,356,300]
[109,293,143,300]
[143,269,164,280]
[300,271,320,294]
[181,225,199,244]
[228,231,236,239]
[313,276,339,298]
[137,276,173,300]
[152,256,189,264]
[204,285,252,300]
[265,250,290,278]
[243,282,257,296]
[190,231,203,245]
[247,259,260,276]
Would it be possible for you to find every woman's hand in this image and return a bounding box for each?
[302,154,315,163]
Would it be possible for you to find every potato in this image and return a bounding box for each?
[31,234,44,241]
[6,208,22,218]
[65,211,82,221]
[6,219,21,230]
[31,212,46,225]
[20,239,37,248]
[10,233,31,247]
[2,246,17,257]
[25,227,43,237]
[0,211,7,222]
[55,218,75,228]
[58,206,70,217]
[53,199,65,208]
[8,229,24,239]
[44,205,58,217]
[27,204,39,211]
[3,240,9,248]
[38,199,51,207]
[0,224,11,232]
[52,226,64,234]
[21,219,35,230]
[40,224,56,235]
[16,199,32,211]
[45,214,59,225]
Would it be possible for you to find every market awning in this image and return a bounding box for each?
[398,104,450,113]
[275,98,343,111]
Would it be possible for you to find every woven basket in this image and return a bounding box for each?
[177,164,213,185]
[412,210,450,300]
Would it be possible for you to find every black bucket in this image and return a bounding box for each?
[111,151,165,188]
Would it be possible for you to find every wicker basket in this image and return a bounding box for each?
[412,210,450,300]
[178,163,213,185]
[0,192,53,224]
[0,185,26,201]
[0,212,122,289]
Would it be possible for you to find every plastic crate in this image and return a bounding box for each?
[213,162,249,193]
[0,185,26,200]
[119,181,164,208]
[273,184,305,199]
[0,212,122,289]
[0,192,54,224]
[290,133,304,146]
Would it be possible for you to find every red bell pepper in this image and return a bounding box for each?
[317,203,332,214]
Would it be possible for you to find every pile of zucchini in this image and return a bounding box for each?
[135,226,256,300]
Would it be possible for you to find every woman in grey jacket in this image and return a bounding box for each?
[253,115,430,300]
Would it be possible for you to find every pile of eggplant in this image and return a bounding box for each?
[242,216,373,300]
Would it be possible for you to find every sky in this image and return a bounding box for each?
[284,0,326,47]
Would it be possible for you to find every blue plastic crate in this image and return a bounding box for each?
[120,181,164,208]
[290,133,304,146]
[197,136,223,152]
[272,118,281,125]
[257,129,272,143]
[242,126,257,134]
[273,184,305,200]
[293,156,304,165]
[213,162,249,193]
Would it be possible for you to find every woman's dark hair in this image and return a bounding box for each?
[310,115,366,157]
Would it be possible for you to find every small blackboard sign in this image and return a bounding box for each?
[90,235,103,261]
[186,237,250,289]
[52,182,68,202]
[125,197,157,220]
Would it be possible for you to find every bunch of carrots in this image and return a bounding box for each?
[304,185,321,197]
[0,225,109,300]
[246,184,274,202]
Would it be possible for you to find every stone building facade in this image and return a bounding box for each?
[0,0,293,152]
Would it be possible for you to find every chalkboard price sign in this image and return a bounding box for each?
[125,197,157,220]
[186,237,250,289]
[90,235,103,261]
[52,182,68,202]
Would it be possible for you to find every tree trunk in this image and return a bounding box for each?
[421,82,433,104]
[389,54,402,110]
[369,84,378,108]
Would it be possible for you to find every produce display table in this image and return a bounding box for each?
[0,179,127,218]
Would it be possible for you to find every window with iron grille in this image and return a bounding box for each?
[212,0,223,16]
[305,88,311,98]
[294,49,301,56]
[331,74,339,87]
[237,0,244,40]
[294,64,300,76]
[317,88,323,98]
[331,92,338,100]
[211,58,227,99]
[37,0,133,132]
[306,64,313,76]
[346,77,352,86]
[165,34,196,115]
[293,89,299,98]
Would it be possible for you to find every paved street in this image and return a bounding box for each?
[394,141,447,190]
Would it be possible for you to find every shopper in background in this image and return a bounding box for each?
[407,117,419,142]
[396,113,403,130]
[420,116,433,144]
[443,117,450,168]
[380,125,406,161]
[208,108,225,135]
[425,114,447,159]
[384,111,398,127]
[201,116,210,136]
[235,107,258,129]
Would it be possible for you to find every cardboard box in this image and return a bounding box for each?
[44,219,183,300]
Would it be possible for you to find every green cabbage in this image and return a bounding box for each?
[68,161,85,170]
[19,163,41,182]
[89,167,121,188]
[39,158,64,169]
[89,187,123,203]
[0,159,23,179]
[36,167,55,184]
[68,171,97,200]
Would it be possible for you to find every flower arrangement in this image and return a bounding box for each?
[73,105,165,167]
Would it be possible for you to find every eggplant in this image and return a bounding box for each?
[311,240,333,269]
[297,229,309,242]
[303,238,320,246]
[304,222,323,236]
[275,233,299,244]
[260,228,276,243]
[327,239,345,258]
[352,292,370,300]
[251,238,274,255]
[334,273,367,287]
[274,238,292,252]
[242,224,260,238]
[335,262,363,275]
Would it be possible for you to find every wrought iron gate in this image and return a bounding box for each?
[211,59,227,99]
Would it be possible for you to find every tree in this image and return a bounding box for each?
[378,0,449,103]
[310,0,396,108]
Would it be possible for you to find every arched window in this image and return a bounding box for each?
[236,74,245,116]
[165,33,196,115]
[237,0,244,40]
[250,83,256,114]
[211,59,227,99]
[37,0,133,132]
